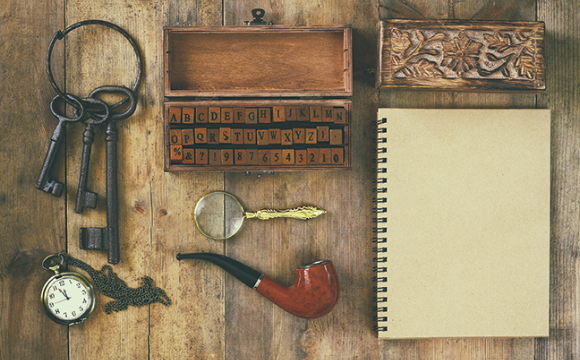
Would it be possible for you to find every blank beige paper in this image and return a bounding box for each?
[375,109,550,339]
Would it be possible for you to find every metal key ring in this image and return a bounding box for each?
[88,85,137,121]
[75,97,111,125]
[42,253,65,271]
[50,93,87,124]
[46,20,143,111]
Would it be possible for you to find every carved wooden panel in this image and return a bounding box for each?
[377,19,545,92]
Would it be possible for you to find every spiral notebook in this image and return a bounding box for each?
[374,109,550,339]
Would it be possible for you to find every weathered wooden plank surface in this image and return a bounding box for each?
[0,1,68,359]
[1,0,579,359]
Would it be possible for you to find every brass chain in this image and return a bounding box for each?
[61,253,171,314]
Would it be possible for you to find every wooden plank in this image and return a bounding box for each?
[61,1,224,360]
[0,1,67,359]
[152,3,226,360]
[537,0,580,358]
[223,1,379,359]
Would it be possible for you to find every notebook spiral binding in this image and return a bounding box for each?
[373,117,388,333]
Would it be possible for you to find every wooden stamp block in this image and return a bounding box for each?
[169,107,182,123]
[319,148,331,164]
[183,149,195,164]
[257,129,269,145]
[247,149,259,165]
[232,128,244,144]
[331,148,344,164]
[334,107,346,124]
[246,108,258,124]
[317,126,330,142]
[330,129,342,145]
[235,149,247,165]
[269,128,281,144]
[209,149,221,165]
[281,129,293,145]
[170,129,182,144]
[244,129,256,144]
[298,106,310,121]
[271,149,282,165]
[377,19,546,92]
[305,128,317,144]
[285,106,298,121]
[220,127,231,144]
[310,106,322,122]
[171,145,183,161]
[196,107,208,123]
[259,149,270,165]
[293,128,305,144]
[195,128,207,144]
[183,107,195,124]
[282,149,295,165]
[273,106,285,122]
[196,149,209,164]
[307,148,318,164]
[182,129,194,145]
[221,108,234,123]
[234,108,245,123]
[296,149,307,165]
[322,107,334,122]
[208,128,220,144]
[221,149,234,165]
[209,107,221,123]
[258,108,271,123]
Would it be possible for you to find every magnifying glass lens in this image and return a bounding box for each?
[195,192,245,240]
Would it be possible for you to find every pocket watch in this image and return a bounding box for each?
[41,253,96,325]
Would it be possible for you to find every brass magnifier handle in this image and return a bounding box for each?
[245,206,326,221]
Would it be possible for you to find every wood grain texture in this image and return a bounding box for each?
[1,0,579,359]
[537,0,580,359]
[0,0,68,359]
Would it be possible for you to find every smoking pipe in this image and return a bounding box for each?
[176,253,340,319]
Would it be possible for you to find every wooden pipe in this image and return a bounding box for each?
[176,253,340,319]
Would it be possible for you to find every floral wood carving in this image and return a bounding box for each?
[390,28,539,80]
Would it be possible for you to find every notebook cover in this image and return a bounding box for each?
[375,109,550,339]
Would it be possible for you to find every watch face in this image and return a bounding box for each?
[43,273,95,325]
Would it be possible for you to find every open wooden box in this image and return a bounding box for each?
[163,25,352,172]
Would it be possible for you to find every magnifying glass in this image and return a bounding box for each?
[194,191,327,240]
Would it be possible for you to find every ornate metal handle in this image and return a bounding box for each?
[245,206,326,221]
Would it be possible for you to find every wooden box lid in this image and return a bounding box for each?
[376,19,545,92]
[164,25,352,98]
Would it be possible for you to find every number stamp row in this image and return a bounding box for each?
[169,106,347,124]
[170,147,344,166]
[169,127,342,146]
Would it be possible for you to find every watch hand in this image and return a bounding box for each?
[53,298,69,304]
[58,288,70,300]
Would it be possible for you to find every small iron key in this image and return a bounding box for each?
[74,97,110,214]
[36,94,86,197]
[79,86,137,264]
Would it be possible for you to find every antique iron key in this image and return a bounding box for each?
[36,94,86,197]
[79,86,137,264]
[74,97,110,214]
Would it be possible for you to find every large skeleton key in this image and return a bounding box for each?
[74,97,110,214]
[79,86,137,264]
[36,94,86,197]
